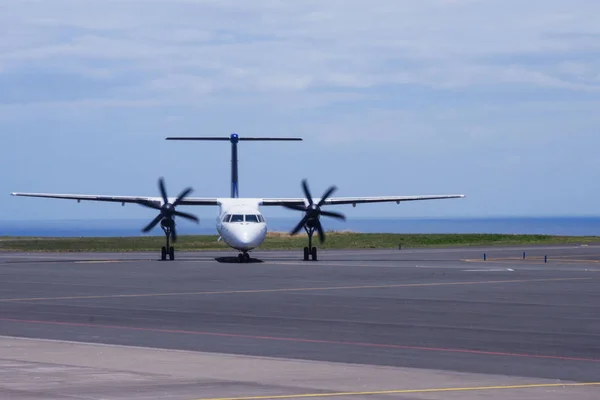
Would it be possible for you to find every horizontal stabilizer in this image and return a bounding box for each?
[166,137,230,141]
[166,136,302,141]
[240,137,302,141]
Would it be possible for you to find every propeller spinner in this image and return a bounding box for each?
[283,179,346,243]
[138,177,199,242]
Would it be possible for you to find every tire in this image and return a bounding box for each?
[161,246,167,261]
[311,247,317,261]
[169,246,175,261]
[303,247,309,261]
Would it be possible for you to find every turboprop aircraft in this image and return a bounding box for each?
[11,133,465,262]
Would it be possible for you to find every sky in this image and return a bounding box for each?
[2,0,600,223]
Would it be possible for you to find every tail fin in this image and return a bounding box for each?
[166,133,302,198]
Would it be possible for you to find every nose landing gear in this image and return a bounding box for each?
[238,251,251,263]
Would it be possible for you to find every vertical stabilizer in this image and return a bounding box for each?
[230,133,239,198]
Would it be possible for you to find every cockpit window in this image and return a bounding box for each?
[223,214,264,223]
[230,214,244,223]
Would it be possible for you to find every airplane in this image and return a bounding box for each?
[11,133,466,262]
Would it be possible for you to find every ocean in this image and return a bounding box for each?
[2,217,600,237]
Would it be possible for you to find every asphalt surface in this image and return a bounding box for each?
[1,245,599,399]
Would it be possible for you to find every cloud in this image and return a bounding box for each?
[2,0,600,152]
[2,0,600,106]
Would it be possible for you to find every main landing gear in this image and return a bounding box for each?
[303,225,318,261]
[238,251,251,263]
[160,222,175,261]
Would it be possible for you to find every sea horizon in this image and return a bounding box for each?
[2,216,600,237]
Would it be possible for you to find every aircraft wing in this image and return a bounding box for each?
[261,194,465,207]
[10,192,220,206]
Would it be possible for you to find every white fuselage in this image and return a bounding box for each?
[215,198,268,251]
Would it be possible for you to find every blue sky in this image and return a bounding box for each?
[2,0,600,222]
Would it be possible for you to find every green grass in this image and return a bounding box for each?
[1,232,599,252]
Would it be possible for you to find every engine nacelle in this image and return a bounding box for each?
[160,218,175,229]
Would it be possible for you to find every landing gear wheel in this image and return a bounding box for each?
[243,252,250,263]
[238,252,250,263]
[169,246,175,261]
[161,246,167,261]
[302,226,319,261]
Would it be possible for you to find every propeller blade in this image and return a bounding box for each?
[172,187,193,207]
[316,220,326,243]
[301,179,313,205]
[290,214,310,236]
[317,185,337,207]
[171,225,177,242]
[158,177,169,205]
[320,210,346,221]
[142,214,163,233]
[282,204,307,212]
[174,210,200,223]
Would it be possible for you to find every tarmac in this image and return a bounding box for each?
[1,244,599,399]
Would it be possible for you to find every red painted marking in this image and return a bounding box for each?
[1,318,598,363]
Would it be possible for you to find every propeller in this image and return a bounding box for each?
[138,177,199,241]
[283,179,346,243]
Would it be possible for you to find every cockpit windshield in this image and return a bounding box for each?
[223,214,264,223]
[230,214,244,223]
[245,215,259,223]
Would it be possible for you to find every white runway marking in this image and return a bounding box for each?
[463,268,515,272]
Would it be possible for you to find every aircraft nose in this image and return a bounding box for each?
[239,233,253,245]
[237,225,266,247]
